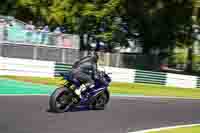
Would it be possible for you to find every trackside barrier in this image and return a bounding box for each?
[0,57,55,77]
[98,66,135,83]
[55,64,135,83]
[197,77,200,88]
[0,57,199,88]
[54,63,72,77]
[166,73,197,88]
[55,63,199,88]
[135,70,166,85]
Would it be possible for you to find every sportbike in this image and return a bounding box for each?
[49,70,112,113]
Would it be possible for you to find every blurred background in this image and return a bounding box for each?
[1,0,200,76]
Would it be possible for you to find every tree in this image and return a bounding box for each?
[17,0,50,24]
[126,0,193,54]
[17,0,126,51]
[5,0,195,55]
[0,0,21,16]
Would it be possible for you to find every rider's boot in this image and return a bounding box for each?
[75,83,94,99]
[75,84,86,99]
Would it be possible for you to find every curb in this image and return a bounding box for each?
[111,94,200,100]
[129,123,200,133]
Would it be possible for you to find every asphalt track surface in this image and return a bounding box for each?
[0,96,200,133]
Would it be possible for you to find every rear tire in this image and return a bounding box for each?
[49,87,74,113]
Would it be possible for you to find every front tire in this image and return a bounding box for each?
[49,87,74,113]
[90,90,110,110]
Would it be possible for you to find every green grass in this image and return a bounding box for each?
[149,125,200,133]
[1,75,200,99]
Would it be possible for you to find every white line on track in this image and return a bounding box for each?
[129,123,200,133]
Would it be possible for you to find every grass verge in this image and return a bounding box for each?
[1,75,200,99]
[149,125,200,133]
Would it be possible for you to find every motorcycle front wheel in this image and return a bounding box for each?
[49,87,74,113]
[90,90,110,110]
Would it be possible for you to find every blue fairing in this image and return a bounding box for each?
[79,84,108,105]
[60,70,111,107]
[90,87,107,95]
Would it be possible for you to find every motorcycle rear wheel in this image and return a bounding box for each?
[49,87,74,113]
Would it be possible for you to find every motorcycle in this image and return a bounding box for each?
[49,70,112,113]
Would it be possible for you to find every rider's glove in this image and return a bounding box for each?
[94,74,99,80]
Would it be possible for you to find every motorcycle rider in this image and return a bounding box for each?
[70,51,99,99]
